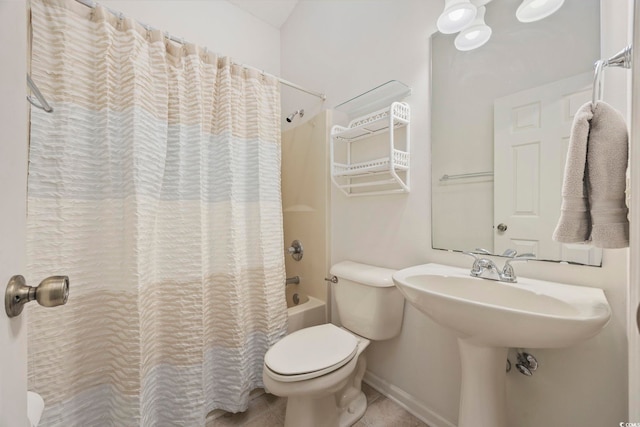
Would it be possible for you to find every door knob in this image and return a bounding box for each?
[497,223,508,232]
[5,275,69,318]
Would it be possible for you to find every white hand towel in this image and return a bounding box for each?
[553,101,629,248]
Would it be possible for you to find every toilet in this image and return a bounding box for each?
[263,261,405,427]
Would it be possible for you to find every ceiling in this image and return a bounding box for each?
[227,0,299,29]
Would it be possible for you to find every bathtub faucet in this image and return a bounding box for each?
[286,276,300,285]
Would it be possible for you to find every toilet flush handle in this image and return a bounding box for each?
[324,276,338,284]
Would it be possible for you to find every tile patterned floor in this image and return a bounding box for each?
[207,383,429,427]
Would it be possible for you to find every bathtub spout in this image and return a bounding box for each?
[286,276,300,285]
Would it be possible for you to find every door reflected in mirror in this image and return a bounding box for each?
[431,0,603,266]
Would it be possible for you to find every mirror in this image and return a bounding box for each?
[431,0,603,266]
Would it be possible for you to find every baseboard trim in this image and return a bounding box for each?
[363,371,457,427]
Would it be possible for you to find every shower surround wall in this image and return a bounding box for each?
[281,111,332,306]
[281,1,630,427]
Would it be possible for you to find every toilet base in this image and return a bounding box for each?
[284,394,340,427]
[283,390,366,427]
[338,390,366,427]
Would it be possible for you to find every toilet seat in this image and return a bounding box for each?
[264,324,359,383]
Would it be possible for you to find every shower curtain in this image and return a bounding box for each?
[27,0,287,425]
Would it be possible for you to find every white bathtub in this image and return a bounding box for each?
[286,288,326,334]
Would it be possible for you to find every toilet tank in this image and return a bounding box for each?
[330,261,405,340]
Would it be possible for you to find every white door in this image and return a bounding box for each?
[494,72,602,264]
[0,1,29,426]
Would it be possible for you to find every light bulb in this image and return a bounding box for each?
[529,0,549,8]
[448,9,466,21]
[437,0,477,34]
[516,0,564,23]
[454,6,491,51]
[465,30,480,40]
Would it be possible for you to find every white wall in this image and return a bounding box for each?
[101,0,281,75]
[281,1,630,426]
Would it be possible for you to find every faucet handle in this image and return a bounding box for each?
[501,248,517,258]
[462,251,484,276]
[501,254,536,282]
[504,253,536,265]
[515,253,536,259]
[474,248,492,255]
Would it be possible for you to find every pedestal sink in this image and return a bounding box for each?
[392,263,611,427]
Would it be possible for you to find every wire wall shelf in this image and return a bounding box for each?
[331,102,410,197]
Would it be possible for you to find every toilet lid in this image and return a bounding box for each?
[265,324,358,380]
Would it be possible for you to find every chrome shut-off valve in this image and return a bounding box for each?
[5,275,69,318]
[515,349,538,376]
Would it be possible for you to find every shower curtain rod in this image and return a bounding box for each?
[73,0,327,101]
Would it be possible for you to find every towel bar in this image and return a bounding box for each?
[592,44,632,105]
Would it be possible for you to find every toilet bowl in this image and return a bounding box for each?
[263,324,370,427]
[263,261,405,427]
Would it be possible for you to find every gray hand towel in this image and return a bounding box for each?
[553,101,629,248]
[553,102,592,244]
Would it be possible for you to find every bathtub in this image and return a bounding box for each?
[286,287,326,334]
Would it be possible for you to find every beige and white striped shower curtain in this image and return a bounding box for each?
[27,0,287,425]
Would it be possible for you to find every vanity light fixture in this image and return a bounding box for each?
[436,0,565,52]
[516,0,565,23]
[437,0,477,34]
[455,6,492,51]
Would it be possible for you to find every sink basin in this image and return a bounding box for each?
[392,263,611,348]
[392,263,611,427]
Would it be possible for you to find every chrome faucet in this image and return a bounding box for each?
[468,256,502,281]
[285,276,300,285]
[463,251,535,283]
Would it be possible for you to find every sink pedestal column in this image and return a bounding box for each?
[457,339,508,427]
